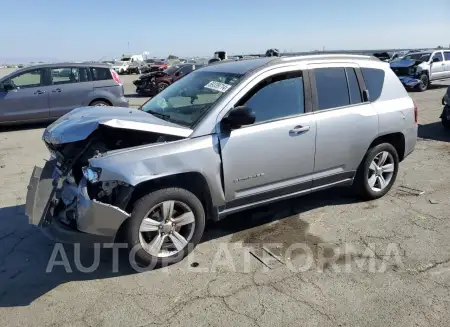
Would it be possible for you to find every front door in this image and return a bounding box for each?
[49,67,93,118]
[0,68,50,123]
[219,71,316,209]
[309,64,378,186]
[430,51,446,80]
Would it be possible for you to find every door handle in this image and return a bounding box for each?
[289,125,310,135]
[34,90,46,95]
[52,88,62,93]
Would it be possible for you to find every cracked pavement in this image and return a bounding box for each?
[0,71,450,327]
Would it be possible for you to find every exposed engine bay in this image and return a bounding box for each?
[44,126,184,228]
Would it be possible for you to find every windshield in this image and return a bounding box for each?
[403,53,431,62]
[164,66,180,75]
[121,57,131,62]
[141,70,242,127]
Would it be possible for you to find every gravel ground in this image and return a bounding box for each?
[1,67,450,327]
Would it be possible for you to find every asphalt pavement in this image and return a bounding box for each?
[1,68,450,327]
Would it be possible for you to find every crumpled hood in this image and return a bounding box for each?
[390,59,422,68]
[43,106,193,144]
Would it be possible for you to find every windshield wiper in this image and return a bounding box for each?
[146,110,171,121]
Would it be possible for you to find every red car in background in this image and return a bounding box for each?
[133,63,204,96]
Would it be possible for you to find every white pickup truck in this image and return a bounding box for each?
[112,54,144,75]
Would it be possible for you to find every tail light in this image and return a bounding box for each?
[414,101,418,124]
[110,69,121,84]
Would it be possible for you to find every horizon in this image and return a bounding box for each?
[1,0,448,63]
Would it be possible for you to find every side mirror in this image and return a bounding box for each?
[222,106,256,129]
[2,82,15,91]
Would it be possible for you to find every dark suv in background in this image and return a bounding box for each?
[0,63,128,125]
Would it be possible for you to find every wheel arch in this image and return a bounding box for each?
[89,98,112,106]
[126,172,217,221]
[368,132,406,162]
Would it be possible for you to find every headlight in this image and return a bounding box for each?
[82,167,102,183]
[408,67,416,75]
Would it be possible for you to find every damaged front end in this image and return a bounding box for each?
[133,71,169,95]
[390,59,427,88]
[25,107,191,244]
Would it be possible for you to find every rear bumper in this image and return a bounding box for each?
[26,163,129,245]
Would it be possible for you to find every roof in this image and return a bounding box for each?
[14,62,111,72]
[200,54,381,75]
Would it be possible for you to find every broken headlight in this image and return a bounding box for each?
[408,67,416,76]
[82,166,102,183]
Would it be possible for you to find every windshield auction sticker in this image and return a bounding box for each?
[204,81,232,93]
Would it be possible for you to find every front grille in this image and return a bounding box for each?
[391,67,410,76]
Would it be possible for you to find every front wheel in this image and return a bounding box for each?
[416,73,429,92]
[353,143,399,200]
[125,188,206,267]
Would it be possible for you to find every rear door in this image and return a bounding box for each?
[49,66,93,118]
[309,64,378,186]
[0,68,50,123]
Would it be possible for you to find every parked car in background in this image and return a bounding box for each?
[390,49,450,91]
[111,55,144,74]
[149,60,169,72]
[440,86,450,129]
[0,63,128,125]
[133,63,204,95]
[26,55,417,266]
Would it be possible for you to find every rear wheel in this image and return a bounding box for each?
[353,143,399,200]
[89,100,110,107]
[125,187,205,267]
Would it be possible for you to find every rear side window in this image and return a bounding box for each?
[443,52,450,61]
[346,68,362,104]
[361,68,385,102]
[90,67,112,81]
[314,68,350,110]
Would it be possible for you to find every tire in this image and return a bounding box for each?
[125,187,205,267]
[89,100,110,107]
[442,115,450,130]
[352,143,399,200]
[157,82,169,93]
[416,73,429,92]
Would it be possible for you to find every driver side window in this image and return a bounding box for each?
[240,72,305,124]
[10,69,42,89]
[432,52,443,62]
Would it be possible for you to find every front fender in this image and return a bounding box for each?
[89,135,226,206]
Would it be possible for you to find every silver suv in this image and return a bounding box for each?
[26,55,418,266]
[0,63,128,125]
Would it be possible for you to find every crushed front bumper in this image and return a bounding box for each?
[25,161,130,245]
[397,76,421,88]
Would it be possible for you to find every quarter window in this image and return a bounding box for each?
[361,68,385,102]
[314,68,350,110]
[244,74,305,123]
[90,67,112,81]
[10,69,42,89]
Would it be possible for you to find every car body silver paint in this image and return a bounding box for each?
[43,106,193,144]
[26,54,418,243]
[90,134,226,206]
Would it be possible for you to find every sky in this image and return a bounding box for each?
[1,0,449,62]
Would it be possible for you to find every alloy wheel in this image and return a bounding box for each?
[139,200,195,257]
[367,151,395,192]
